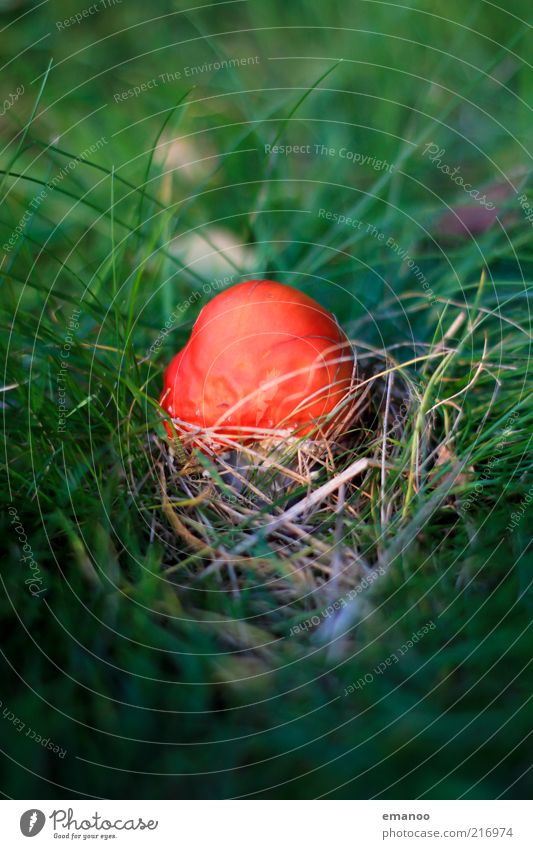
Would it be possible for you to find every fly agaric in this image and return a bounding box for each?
[160,280,354,449]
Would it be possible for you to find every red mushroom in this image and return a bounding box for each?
[160,280,354,449]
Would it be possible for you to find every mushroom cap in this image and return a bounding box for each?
[160,279,354,443]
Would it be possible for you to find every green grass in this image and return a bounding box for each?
[1,0,532,799]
